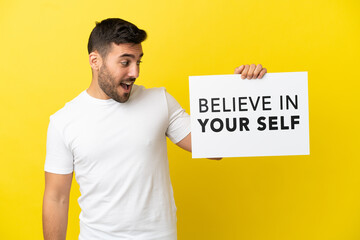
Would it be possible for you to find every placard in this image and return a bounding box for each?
[189,72,309,158]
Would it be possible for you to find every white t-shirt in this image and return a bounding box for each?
[45,85,191,240]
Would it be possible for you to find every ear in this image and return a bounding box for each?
[89,51,102,71]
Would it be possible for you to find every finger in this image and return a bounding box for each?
[241,65,250,79]
[253,64,263,79]
[247,64,256,79]
[258,68,267,79]
[234,65,245,74]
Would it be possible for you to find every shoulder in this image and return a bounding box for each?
[130,85,168,102]
[49,91,87,126]
[133,85,166,95]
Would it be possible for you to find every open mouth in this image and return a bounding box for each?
[120,82,134,91]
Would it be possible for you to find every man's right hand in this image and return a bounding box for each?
[234,64,267,79]
[42,172,73,240]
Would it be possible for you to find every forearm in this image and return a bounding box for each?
[42,195,69,240]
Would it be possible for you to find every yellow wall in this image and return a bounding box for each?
[1,0,359,239]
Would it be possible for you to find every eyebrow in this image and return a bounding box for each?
[119,53,144,58]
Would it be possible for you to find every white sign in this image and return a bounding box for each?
[189,72,309,158]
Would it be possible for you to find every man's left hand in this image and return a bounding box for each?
[234,64,267,79]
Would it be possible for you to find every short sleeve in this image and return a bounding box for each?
[165,90,191,143]
[44,117,74,174]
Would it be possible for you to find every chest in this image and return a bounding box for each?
[63,99,168,169]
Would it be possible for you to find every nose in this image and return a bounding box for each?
[128,64,139,79]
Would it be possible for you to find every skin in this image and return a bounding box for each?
[43,172,72,240]
[87,42,143,103]
[42,42,267,239]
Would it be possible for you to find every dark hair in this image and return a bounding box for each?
[87,18,147,57]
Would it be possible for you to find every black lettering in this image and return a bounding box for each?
[291,115,300,129]
[262,96,272,111]
[286,95,298,110]
[269,116,278,130]
[225,118,237,132]
[249,96,260,111]
[239,118,250,131]
[239,97,248,111]
[210,118,224,132]
[223,98,231,112]
[199,98,208,113]
[257,117,266,131]
[197,119,209,132]
[280,95,283,110]
[211,98,220,112]
[280,116,289,130]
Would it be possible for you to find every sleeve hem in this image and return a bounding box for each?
[44,167,73,174]
[169,125,191,144]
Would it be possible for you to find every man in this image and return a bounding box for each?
[42,18,267,240]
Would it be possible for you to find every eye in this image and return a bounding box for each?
[137,60,142,66]
[120,61,129,66]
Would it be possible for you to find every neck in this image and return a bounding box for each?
[87,76,110,100]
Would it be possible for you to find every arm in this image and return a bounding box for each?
[176,132,192,152]
[42,171,73,240]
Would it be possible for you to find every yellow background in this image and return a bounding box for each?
[1,0,359,239]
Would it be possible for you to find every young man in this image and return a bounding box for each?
[42,18,267,240]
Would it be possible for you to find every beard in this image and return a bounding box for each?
[98,64,134,103]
